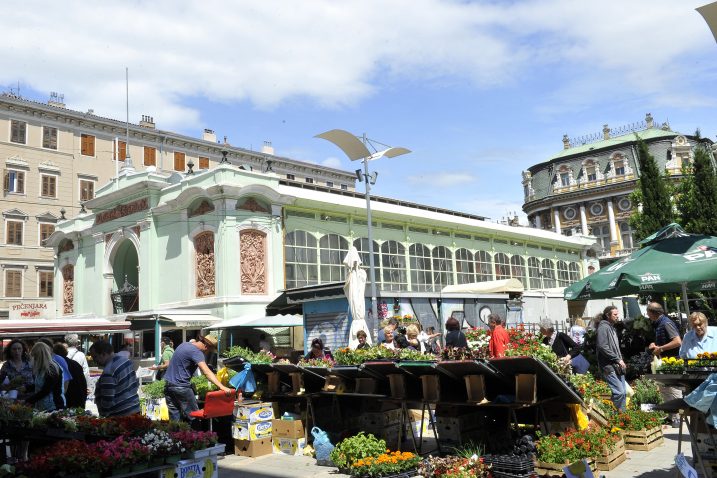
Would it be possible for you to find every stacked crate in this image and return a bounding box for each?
[233,401,274,457]
[359,408,404,449]
[272,417,306,455]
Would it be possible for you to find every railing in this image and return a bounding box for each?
[110,276,139,314]
[598,247,637,259]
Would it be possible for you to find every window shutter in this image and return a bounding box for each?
[42,176,49,196]
[3,170,8,192]
[17,172,24,194]
[6,271,21,297]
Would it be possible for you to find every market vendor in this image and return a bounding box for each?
[679,312,717,359]
[646,302,683,427]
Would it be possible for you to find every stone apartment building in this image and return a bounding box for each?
[0,92,355,318]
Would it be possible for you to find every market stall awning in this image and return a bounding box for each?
[442,278,524,294]
[0,318,130,337]
[205,314,303,330]
[126,311,222,331]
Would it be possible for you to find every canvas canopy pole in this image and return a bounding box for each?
[682,282,690,316]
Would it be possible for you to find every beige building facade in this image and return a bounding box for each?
[0,93,355,318]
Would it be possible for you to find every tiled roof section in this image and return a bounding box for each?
[546,128,677,163]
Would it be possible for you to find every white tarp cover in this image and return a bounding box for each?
[0,318,130,336]
[205,314,302,329]
[344,246,372,348]
[441,278,524,294]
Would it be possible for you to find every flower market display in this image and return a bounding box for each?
[329,432,420,477]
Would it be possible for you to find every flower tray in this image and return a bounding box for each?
[355,469,417,478]
[482,454,533,474]
[586,399,609,427]
[622,426,663,451]
[46,428,86,440]
[205,443,226,456]
[184,447,212,459]
[596,438,626,471]
[534,458,595,477]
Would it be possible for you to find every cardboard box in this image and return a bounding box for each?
[159,456,218,478]
[272,419,305,439]
[421,375,440,402]
[464,375,486,403]
[233,419,272,440]
[515,374,537,403]
[272,436,306,455]
[388,374,406,399]
[234,402,274,423]
[354,377,377,394]
[234,438,273,457]
[359,408,402,428]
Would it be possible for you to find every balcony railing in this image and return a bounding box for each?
[598,247,637,259]
[110,276,139,314]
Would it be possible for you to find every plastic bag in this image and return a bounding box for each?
[229,363,256,393]
[625,382,635,397]
[217,367,230,386]
[311,426,334,462]
[651,355,662,374]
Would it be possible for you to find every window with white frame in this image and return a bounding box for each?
[528,257,542,288]
[353,238,379,277]
[319,234,348,283]
[285,230,318,288]
[39,223,55,246]
[10,120,26,144]
[556,260,570,287]
[559,172,570,187]
[614,159,625,176]
[340,184,348,191]
[475,251,493,282]
[38,270,53,297]
[6,220,23,245]
[381,241,407,291]
[42,126,58,150]
[4,269,22,297]
[494,253,511,280]
[510,255,526,284]
[4,169,25,194]
[432,246,453,288]
[79,179,95,201]
[455,248,475,284]
[568,262,581,283]
[594,224,611,252]
[326,181,334,188]
[586,165,597,181]
[40,174,57,198]
[541,259,556,288]
[409,244,432,291]
[620,222,634,249]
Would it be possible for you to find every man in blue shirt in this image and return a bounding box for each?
[680,312,717,358]
[90,340,140,417]
[164,335,233,423]
[647,302,683,426]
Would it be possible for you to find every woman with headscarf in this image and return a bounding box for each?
[25,342,65,412]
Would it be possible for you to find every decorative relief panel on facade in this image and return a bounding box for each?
[240,229,267,295]
[189,199,215,218]
[131,226,140,237]
[666,135,692,174]
[578,159,605,185]
[194,232,215,297]
[62,265,74,314]
[521,171,535,200]
[606,153,633,179]
[237,197,269,213]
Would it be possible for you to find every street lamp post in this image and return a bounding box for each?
[315,129,410,322]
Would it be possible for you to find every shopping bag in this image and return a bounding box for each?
[571,354,590,374]
[229,363,256,393]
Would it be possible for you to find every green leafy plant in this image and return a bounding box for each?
[609,409,665,431]
[536,425,619,463]
[222,346,275,364]
[629,377,663,409]
[329,432,387,469]
[452,440,484,459]
[141,379,166,399]
[396,348,434,361]
[191,375,218,399]
[350,451,420,477]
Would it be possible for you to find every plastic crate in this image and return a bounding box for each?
[482,454,534,474]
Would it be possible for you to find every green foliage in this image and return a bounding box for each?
[141,379,166,399]
[222,345,274,364]
[453,440,483,459]
[683,144,717,236]
[191,375,218,399]
[630,138,674,241]
[629,377,663,408]
[329,432,387,469]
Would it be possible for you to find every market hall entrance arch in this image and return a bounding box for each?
[107,236,140,313]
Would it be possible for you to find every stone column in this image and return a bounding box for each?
[553,209,561,234]
[534,214,542,229]
[579,204,588,235]
[607,199,618,243]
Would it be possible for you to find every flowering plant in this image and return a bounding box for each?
[504,326,570,377]
[418,454,491,478]
[330,432,387,469]
[99,436,151,468]
[0,400,33,426]
[536,425,620,463]
[139,429,185,455]
[609,409,665,431]
[657,356,684,373]
[298,356,336,367]
[569,374,611,400]
[351,451,420,477]
[17,439,107,476]
[464,328,491,359]
[397,348,434,361]
[170,430,218,452]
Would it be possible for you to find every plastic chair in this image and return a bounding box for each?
[189,390,236,431]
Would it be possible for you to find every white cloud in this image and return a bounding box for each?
[408,172,476,187]
[1,0,714,131]
[321,157,342,169]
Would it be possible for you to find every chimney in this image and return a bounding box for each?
[603,124,610,140]
[562,134,570,150]
[203,128,217,142]
[48,92,66,108]
[645,113,654,129]
[261,141,274,155]
[139,115,155,129]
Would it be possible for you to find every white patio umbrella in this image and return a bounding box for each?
[344,246,372,348]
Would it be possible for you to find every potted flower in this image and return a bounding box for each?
[330,432,387,472]
[139,430,185,466]
[418,455,491,478]
[171,430,218,459]
[350,450,420,477]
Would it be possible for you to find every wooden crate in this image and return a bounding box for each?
[586,399,609,427]
[546,421,575,434]
[596,438,627,471]
[623,426,664,451]
[535,458,596,477]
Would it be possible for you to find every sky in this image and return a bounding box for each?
[3,0,717,223]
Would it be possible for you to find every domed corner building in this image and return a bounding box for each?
[45,144,596,356]
[521,114,713,268]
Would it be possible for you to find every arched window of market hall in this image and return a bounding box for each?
[285,231,318,288]
[353,238,379,281]
[541,259,556,288]
[475,251,493,282]
[455,249,475,284]
[319,234,348,283]
[568,262,581,282]
[494,253,511,280]
[556,260,570,287]
[62,264,74,314]
[432,246,453,288]
[527,257,541,288]
[240,229,267,294]
[381,241,407,291]
[409,244,432,291]
[510,255,526,284]
[194,231,215,297]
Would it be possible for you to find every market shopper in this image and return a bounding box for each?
[596,305,627,411]
[305,337,335,359]
[89,340,139,417]
[445,316,468,348]
[646,301,683,426]
[569,318,587,345]
[680,312,717,358]
[163,335,233,423]
[355,330,370,350]
[39,338,72,393]
[64,333,90,384]
[540,319,580,362]
[149,336,175,380]
[0,339,34,398]
[488,314,510,358]
[53,343,88,409]
[377,317,399,344]
[25,342,65,412]
[380,327,396,350]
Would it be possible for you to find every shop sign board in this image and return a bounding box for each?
[8,300,56,320]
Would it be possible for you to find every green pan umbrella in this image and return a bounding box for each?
[564,224,717,310]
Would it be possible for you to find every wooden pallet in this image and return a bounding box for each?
[596,438,627,471]
[623,426,664,451]
[535,458,596,477]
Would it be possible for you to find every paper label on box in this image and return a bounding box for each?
[272,437,306,455]
[235,402,274,422]
[233,419,273,440]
